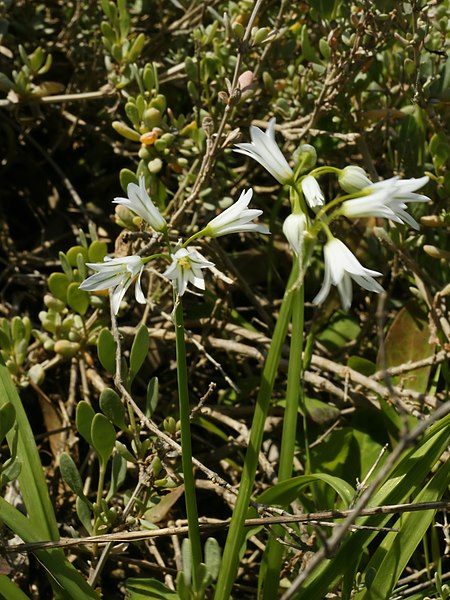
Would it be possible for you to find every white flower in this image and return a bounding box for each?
[234,117,294,185]
[313,238,383,310]
[341,176,429,230]
[205,189,270,237]
[80,255,146,315]
[163,248,214,296]
[301,175,324,208]
[282,213,307,256]
[113,177,167,232]
[338,166,372,193]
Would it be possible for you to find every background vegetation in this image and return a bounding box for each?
[0,0,449,598]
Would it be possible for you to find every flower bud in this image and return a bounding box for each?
[282,213,307,256]
[338,166,372,193]
[293,144,317,172]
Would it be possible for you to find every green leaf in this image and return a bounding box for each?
[76,495,93,534]
[76,401,95,446]
[67,282,90,316]
[257,473,355,508]
[146,377,159,417]
[60,452,87,500]
[1,458,21,487]
[429,131,450,170]
[97,328,117,374]
[106,451,127,500]
[204,537,221,581]
[354,459,450,599]
[48,272,70,303]
[0,574,33,599]
[0,358,99,598]
[125,578,180,599]
[127,32,145,61]
[129,324,149,384]
[99,388,127,430]
[88,240,108,263]
[119,168,138,193]
[347,356,376,377]
[181,538,192,587]
[317,312,361,352]
[304,396,340,424]
[0,402,16,443]
[115,440,136,463]
[91,413,116,467]
[66,246,88,267]
[295,412,450,599]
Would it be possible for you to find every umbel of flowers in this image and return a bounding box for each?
[80,118,430,314]
[234,117,430,309]
[80,183,269,313]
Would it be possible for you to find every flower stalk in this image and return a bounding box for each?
[262,259,309,599]
[173,293,203,590]
[214,263,299,600]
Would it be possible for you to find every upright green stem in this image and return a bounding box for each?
[263,267,305,599]
[214,264,299,600]
[174,293,203,590]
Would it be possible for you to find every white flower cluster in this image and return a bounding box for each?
[233,119,431,310]
[80,180,269,314]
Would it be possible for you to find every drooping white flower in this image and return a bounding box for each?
[282,213,307,256]
[163,248,214,296]
[338,166,372,193]
[341,176,430,230]
[80,255,146,315]
[205,189,270,237]
[313,238,383,310]
[301,175,325,208]
[234,118,294,185]
[113,177,167,232]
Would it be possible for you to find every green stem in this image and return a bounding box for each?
[213,263,299,600]
[173,293,203,590]
[262,264,306,599]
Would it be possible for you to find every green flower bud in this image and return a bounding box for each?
[338,166,372,193]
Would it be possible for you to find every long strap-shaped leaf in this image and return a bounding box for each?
[0,358,99,599]
[355,456,450,599]
[294,412,450,599]
[0,357,58,539]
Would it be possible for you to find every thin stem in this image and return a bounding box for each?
[262,263,305,599]
[173,293,203,590]
[213,263,299,600]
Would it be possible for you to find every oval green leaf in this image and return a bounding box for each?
[67,282,90,316]
[99,388,127,430]
[91,413,116,467]
[97,328,117,375]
